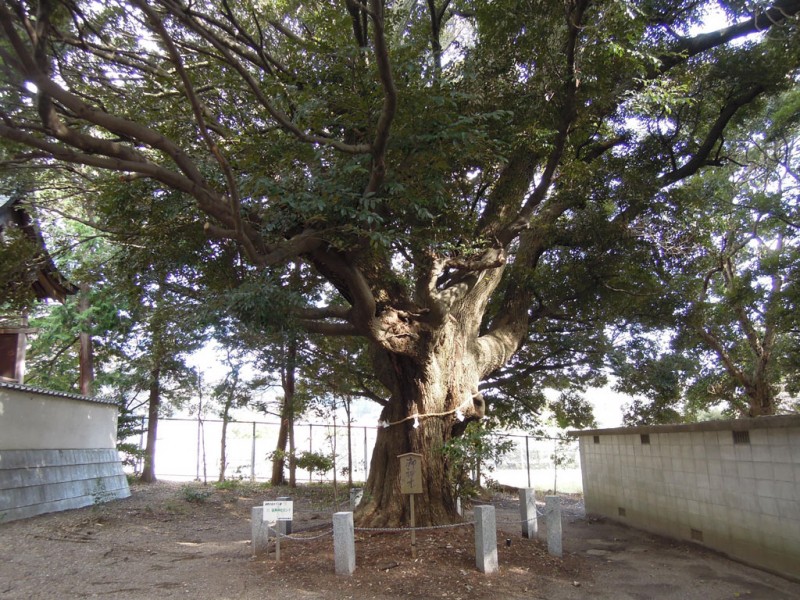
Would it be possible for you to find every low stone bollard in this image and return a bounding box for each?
[333,512,356,575]
[276,497,293,534]
[251,506,270,556]
[545,495,562,557]
[277,518,291,537]
[474,505,498,574]
[519,487,537,539]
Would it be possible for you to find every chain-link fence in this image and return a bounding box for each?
[130,417,582,493]
[487,433,582,494]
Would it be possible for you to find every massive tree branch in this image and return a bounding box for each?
[364,0,397,195]
[296,320,360,336]
[157,0,371,155]
[660,85,766,185]
[656,0,800,73]
[135,0,260,261]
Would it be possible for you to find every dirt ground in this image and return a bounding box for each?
[1,481,799,600]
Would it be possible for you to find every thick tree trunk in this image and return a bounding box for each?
[359,403,458,526]
[288,413,296,487]
[140,368,161,483]
[747,380,775,416]
[356,320,487,527]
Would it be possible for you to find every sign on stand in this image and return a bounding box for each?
[263,500,293,562]
[398,453,423,558]
[263,500,293,522]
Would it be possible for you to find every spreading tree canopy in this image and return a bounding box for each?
[1,0,798,525]
[612,89,800,422]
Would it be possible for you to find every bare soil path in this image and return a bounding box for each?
[1,481,798,599]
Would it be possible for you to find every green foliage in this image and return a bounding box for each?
[293,451,335,480]
[442,421,514,499]
[0,228,39,312]
[549,391,597,430]
[213,479,242,491]
[179,485,212,504]
[612,90,800,420]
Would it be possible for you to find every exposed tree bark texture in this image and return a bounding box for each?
[270,415,289,486]
[140,367,161,483]
[271,335,298,486]
[78,282,93,396]
[359,295,496,525]
[218,412,229,483]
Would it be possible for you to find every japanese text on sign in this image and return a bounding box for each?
[262,500,293,522]
[398,452,423,494]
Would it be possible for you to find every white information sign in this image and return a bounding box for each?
[262,500,293,523]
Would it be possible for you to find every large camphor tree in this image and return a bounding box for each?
[1,0,798,525]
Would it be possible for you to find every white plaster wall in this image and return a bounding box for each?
[0,384,129,521]
[0,385,118,450]
[577,417,800,580]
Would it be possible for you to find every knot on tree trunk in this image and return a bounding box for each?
[450,392,486,437]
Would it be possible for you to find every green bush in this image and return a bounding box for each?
[180,485,212,503]
[294,451,334,480]
[442,422,514,500]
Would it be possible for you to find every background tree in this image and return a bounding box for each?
[209,347,254,482]
[301,335,385,487]
[1,0,798,525]
[613,91,800,422]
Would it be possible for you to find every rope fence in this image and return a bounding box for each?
[254,491,568,574]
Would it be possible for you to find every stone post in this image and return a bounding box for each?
[333,512,356,575]
[474,505,498,574]
[545,495,562,557]
[251,506,269,556]
[276,496,292,534]
[519,487,537,539]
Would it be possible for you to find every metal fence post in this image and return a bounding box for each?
[363,426,368,480]
[525,435,531,488]
[250,421,256,483]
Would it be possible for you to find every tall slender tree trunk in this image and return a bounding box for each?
[288,421,296,486]
[270,417,289,485]
[218,397,233,482]
[140,367,161,483]
[78,282,93,397]
[345,396,353,488]
[270,334,299,486]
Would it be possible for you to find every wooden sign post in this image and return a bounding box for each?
[398,452,423,558]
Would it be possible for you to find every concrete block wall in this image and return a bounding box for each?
[574,416,800,580]
[0,449,130,521]
[0,383,130,522]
